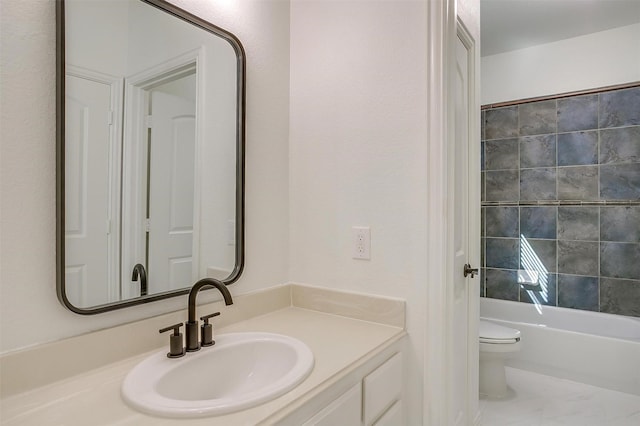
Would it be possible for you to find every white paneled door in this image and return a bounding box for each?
[65,72,119,307]
[147,88,196,293]
[451,32,471,426]
[451,25,480,426]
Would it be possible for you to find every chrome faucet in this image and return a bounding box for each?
[185,278,233,352]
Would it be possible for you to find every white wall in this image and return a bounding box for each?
[289,1,480,422]
[0,0,290,353]
[289,0,428,421]
[65,0,129,75]
[482,23,640,105]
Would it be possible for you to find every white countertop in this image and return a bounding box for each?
[0,306,405,425]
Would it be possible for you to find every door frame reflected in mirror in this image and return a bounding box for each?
[56,0,246,315]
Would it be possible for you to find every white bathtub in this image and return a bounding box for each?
[480,298,640,395]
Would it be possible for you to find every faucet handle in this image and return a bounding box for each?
[159,323,185,358]
[200,312,220,347]
[200,312,220,322]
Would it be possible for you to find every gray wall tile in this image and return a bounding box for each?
[520,238,557,273]
[558,94,598,132]
[558,274,599,311]
[483,85,640,316]
[486,238,520,269]
[600,206,640,243]
[520,273,557,306]
[557,131,598,166]
[485,107,518,139]
[599,87,640,128]
[599,126,640,165]
[485,170,519,201]
[600,278,640,316]
[600,242,640,280]
[600,163,640,200]
[485,207,519,238]
[519,100,557,136]
[485,139,519,170]
[486,268,519,301]
[557,166,599,201]
[558,206,599,241]
[520,206,557,239]
[520,134,556,168]
[558,240,599,276]
[520,168,556,200]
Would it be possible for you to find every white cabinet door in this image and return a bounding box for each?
[373,401,403,426]
[363,352,402,425]
[303,383,362,426]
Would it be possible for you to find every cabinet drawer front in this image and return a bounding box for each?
[363,352,402,425]
[303,382,362,426]
[373,400,403,426]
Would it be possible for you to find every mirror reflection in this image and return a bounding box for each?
[60,0,245,313]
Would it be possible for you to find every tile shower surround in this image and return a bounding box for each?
[480,85,640,317]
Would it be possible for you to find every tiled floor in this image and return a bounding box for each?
[479,367,640,426]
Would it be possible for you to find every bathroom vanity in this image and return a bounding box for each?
[0,285,407,425]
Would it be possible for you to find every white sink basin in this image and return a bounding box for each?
[121,332,314,418]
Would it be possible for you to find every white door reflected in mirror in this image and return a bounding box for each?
[147,74,196,294]
[65,71,121,307]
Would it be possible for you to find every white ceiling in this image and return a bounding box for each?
[481,0,640,57]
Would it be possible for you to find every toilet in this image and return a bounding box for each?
[479,319,521,398]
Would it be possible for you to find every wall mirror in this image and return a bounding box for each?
[56,0,245,314]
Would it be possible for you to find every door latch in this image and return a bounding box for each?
[463,264,479,278]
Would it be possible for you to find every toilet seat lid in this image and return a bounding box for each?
[479,320,520,343]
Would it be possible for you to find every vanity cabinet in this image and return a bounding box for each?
[363,352,403,425]
[302,383,362,426]
[372,400,403,426]
[1,288,407,426]
[301,352,404,426]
